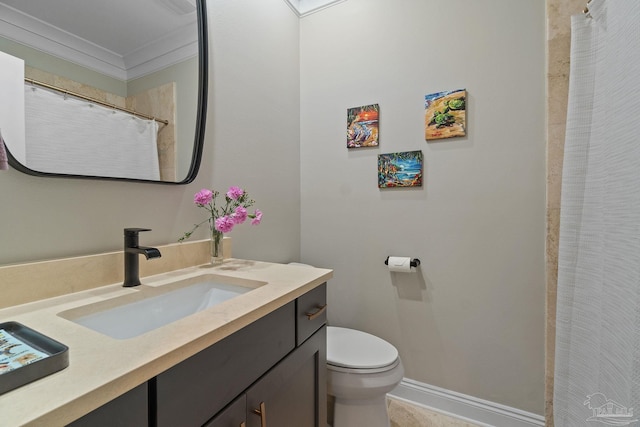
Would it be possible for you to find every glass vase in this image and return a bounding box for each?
[210,229,223,266]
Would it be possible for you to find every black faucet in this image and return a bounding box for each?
[123,228,162,287]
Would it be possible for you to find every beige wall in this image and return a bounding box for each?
[545,0,584,425]
[300,0,546,415]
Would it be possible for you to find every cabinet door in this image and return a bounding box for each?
[204,395,246,427]
[246,326,327,427]
[66,383,148,427]
[155,302,295,427]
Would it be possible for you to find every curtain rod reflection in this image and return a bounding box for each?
[24,78,169,126]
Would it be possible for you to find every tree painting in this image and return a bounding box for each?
[378,150,423,188]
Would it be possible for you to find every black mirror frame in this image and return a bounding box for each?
[6,0,208,185]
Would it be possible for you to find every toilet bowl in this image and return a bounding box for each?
[287,263,404,427]
[327,326,404,427]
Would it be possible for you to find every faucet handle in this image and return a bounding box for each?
[124,228,152,248]
[124,228,152,235]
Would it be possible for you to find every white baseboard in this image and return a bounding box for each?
[388,379,545,427]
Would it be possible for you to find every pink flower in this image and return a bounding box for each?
[251,209,263,225]
[226,186,244,200]
[232,206,248,224]
[214,216,235,233]
[180,186,262,245]
[194,189,213,206]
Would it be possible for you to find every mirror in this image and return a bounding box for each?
[0,0,207,183]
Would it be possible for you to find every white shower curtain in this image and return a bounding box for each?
[554,0,640,425]
[24,86,160,180]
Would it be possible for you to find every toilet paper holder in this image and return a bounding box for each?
[384,257,421,268]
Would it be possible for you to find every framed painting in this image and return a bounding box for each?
[378,150,423,188]
[425,89,466,140]
[347,104,379,148]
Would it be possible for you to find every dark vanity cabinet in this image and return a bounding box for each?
[204,395,246,427]
[244,326,326,427]
[67,383,149,427]
[68,283,327,427]
[159,282,327,427]
[205,326,326,427]
[155,302,296,427]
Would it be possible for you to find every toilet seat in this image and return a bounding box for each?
[327,326,399,373]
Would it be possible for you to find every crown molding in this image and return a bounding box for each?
[283,0,347,17]
[0,2,197,81]
[0,3,127,80]
[124,23,198,80]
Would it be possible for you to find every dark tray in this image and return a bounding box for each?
[0,321,69,395]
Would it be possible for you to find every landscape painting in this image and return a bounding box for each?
[424,89,466,140]
[378,150,423,188]
[347,104,379,148]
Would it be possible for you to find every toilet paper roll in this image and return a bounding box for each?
[387,256,414,273]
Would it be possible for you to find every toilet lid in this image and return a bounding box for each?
[327,326,399,369]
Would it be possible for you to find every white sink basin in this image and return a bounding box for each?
[59,275,264,339]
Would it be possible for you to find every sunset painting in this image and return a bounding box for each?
[347,104,379,148]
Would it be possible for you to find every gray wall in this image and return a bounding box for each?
[299,0,546,414]
[0,0,301,265]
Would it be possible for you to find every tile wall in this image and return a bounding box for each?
[545,0,584,425]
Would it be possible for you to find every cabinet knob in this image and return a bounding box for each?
[252,401,267,427]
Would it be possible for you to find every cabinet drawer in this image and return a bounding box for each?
[155,302,295,427]
[296,283,327,345]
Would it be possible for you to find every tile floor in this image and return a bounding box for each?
[387,397,482,427]
[328,395,481,426]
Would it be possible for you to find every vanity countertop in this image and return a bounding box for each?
[0,258,332,426]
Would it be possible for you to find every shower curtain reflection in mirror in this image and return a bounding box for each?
[24,85,160,180]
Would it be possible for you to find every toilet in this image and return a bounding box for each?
[327,326,404,427]
[288,263,404,427]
